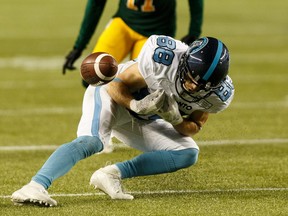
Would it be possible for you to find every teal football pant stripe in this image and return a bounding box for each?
[92,87,102,136]
[32,136,103,189]
[116,148,199,178]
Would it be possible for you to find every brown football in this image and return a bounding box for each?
[80,52,118,86]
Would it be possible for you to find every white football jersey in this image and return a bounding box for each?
[136,35,234,119]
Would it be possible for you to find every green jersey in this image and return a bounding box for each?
[114,0,177,37]
[74,0,203,50]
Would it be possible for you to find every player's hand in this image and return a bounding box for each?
[130,89,166,115]
[181,35,198,45]
[63,48,83,75]
[156,94,183,125]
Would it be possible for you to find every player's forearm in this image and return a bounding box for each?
[173,110,208,136]
[107,79,134,109]
[188,0,203,37]
[74,0,107,50]
[173,119,202,137]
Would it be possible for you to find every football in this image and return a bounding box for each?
[80,52,118,86]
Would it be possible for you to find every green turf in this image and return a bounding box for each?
[0,0,287,215]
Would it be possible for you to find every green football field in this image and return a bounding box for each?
[0,0,287,215]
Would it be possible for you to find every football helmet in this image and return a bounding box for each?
[177,37,230,93]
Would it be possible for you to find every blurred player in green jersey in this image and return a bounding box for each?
[63,0,204,88]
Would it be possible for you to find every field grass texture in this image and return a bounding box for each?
[0,0,287,215]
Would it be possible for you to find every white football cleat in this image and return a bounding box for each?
[11,181,57,207]
[90,165,134,200]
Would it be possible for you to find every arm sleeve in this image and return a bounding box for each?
[74,0,107,50]
[187,0,204,37]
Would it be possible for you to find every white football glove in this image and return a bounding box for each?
[130,89,166,115]
[156,94,183,125]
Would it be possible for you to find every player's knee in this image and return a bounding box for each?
[172,148,199,169]
[71,136,103,158]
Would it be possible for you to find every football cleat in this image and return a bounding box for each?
[90,165,134,200]
[11,181,57,207]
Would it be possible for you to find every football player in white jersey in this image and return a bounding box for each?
[11,35,234,207]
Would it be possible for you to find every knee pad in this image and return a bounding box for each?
[171,148,199,169]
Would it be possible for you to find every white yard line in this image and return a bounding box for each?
[1,54,287,70]
[0,107,81,116]
[0,145,59,151]
[1,187,287,199]
[0,100,287,117]
[0,138,287,151]
[0,56,64,71]
[199,138,288,145]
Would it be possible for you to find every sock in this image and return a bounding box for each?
[28,180,45,190]
[116,148,199,179]
[101,165,121,177]
[32,136,103,189]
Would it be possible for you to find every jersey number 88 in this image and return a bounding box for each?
[153,36,176,66]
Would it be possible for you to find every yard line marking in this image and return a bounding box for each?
[0,138,287,151]
[0,56,63,71]
[0,80,81,89]
[199,138,288,145]
[1,187,287,199]
[0,145,59,151]
[1,55,287,71]
[0,100,287,116]
[52,187,288,197]
[0,107,81,116]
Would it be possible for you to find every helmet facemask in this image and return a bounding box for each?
[175,57,210,102]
